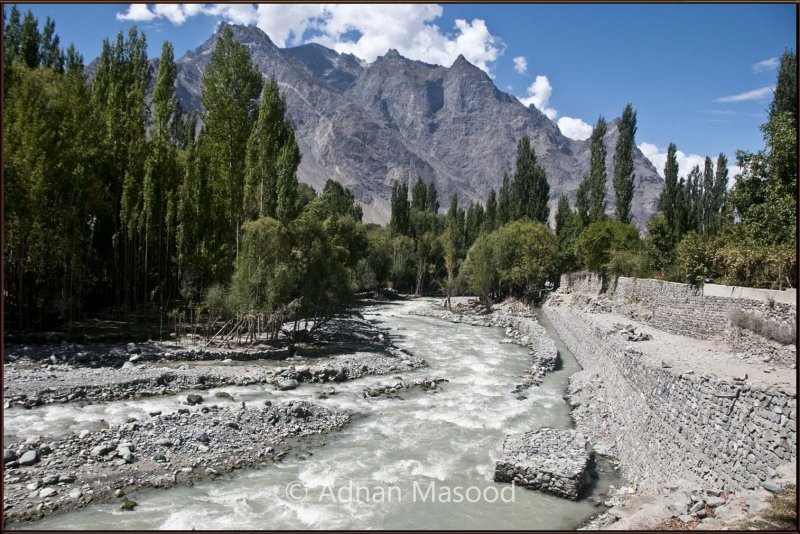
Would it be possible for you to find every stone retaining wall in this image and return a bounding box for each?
[545,306,797,492]
[559,272,796,340]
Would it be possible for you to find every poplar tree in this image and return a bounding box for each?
[425,181,439,213]
[555,194,573,236]
[142,41,182,305]
[511,135,549,223]
[19,9,39,68]
[712,153,729,230]
[201,26,263,277]
[587,116,608,223]
[613,104,637,224]
[497,173,511,227]
[244,77,297,221]
[484,188,497,233]
[411,177,428,212]
[770,49,797,124]
[389,181,410,236]
[575,179,590,229]
[658,143,679,242]
[701,156,714,234]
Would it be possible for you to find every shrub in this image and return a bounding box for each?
[574,220,640,273]
[728,309,797,345]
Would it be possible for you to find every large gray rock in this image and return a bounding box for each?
[159,23,664,227]
[18,450,38,466]
[277,378,299,391]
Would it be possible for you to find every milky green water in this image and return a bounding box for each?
[20,299,619,530]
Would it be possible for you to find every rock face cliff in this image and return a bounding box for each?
[175,23,663,225]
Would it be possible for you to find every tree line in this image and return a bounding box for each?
[4,7,795,332]
[4,9,369,336]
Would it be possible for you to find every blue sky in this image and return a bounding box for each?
[13,3,797,178]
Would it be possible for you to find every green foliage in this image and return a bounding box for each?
[613,104,637,224]
[462,233,495,308]
[390,234,416,293]
[425,181,439,213]
[587,116,608,223]
[497,173,511,227]
[644,214,673,277]
[554,194,579,274]
[658,142,680,242]
[675,231,717,285]
[389,181,411,237]
[411,177,428,212]
[484,188,497,233]
[491,220,556,296]
[317,180,363,222]
[363,226,392,289]
[713,228,796,290]
[244,77,300,222]
[769,50,797,123]
[510,135,549,223]
[201,26,263,275]
[574,220,639,273]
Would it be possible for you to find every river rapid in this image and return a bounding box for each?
[21,299,620,530]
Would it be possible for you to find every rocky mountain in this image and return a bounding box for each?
[174,23,663,226]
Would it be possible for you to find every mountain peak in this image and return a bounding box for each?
[216,22,275,47]
[384,48,402,60]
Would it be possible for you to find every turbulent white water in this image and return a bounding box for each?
[23,299,620,530]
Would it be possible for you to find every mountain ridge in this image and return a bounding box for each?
[173,22,663,226]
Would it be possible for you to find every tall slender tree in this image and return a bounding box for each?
[497,173,511,227]
[201,26,263,277]
[19,9,39,68]
[613,104,637,223]
[587,116,608,223]
[712,153,729,231]
[658,143,680,242]
[244,77,298,221]
[411,177,428,212]
[484,188,497,233]
[389,181,410,236]
[425,181,439,213]
[699,156,714,234]
[769,49,797,124]
[511,135,549,223]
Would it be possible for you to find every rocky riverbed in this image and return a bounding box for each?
[3,312,431,525]
[3,400,349,522]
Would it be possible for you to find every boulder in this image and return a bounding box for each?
[18,450,39,466]
[277,379,299,391]
[186,394,203,405]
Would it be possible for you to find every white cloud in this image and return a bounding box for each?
[518,75,557,119]
[715,86,774,103]
[116,4,157,22]
[557,116,592,140]
[752,57,779,73]
[513,56,527,74]
[112,4,504,74]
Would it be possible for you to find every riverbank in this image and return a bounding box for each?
[413,294,796,530]
[543,277,797,530]
[3,311,427,525]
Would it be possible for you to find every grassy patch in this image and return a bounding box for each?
[737,484,797,531]
[729,310,797,345]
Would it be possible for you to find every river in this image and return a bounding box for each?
[22,299,620,530]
